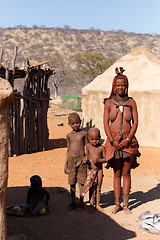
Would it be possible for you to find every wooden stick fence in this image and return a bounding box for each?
[0,47,55,156]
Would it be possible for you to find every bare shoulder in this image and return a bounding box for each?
[81,130,87,136]
[86,142,91,149]
[43,187,49,194]
[105,98,113,106]
[77,130,87,137]
[100,145,105,151]
[66,132,72,139]
[128,97,137,107]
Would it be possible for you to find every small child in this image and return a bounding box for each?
[64,112,87,210]
[82,127,106,211]
[21,175,50,215]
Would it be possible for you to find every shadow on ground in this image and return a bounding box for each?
[7,186,136,240]
[47,138,67,150]
[130,183,160,210]
[100,183,160,212]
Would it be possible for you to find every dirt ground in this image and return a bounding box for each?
[7,106,160,240]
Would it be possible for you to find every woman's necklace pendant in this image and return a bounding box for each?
[119,105,124,113]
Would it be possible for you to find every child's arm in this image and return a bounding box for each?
[85,131,89,145]
[64,155,69,174]
[44,189,50,207]
[64,135,69,174]
[96,146,106,163]
[83,132,88,163]
[26,189,31,205]
[83,144,89,163]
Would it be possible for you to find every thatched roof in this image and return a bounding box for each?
[82,46,160,96]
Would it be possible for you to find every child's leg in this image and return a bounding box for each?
[77,162,87,206]
[89,185,95,206]
[68,165,77,205]
[67,184,77,210]
[70,184,76,203]
[78,183,84,203]
[33,202,45,214]
[19,205,30,215]
[95,170,103,211]
[76,183,85,210]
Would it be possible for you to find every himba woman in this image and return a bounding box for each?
[103,67,141,214]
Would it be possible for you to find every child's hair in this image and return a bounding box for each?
[88,127,101,138]
[30,175,42,187]
[68,112,81,123]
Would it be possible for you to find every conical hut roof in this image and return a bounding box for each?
[82,46,160,95]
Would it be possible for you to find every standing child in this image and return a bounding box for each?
[82,127,106,211]
[64,112,88,210]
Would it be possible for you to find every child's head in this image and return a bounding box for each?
[30,175,42,190]
[88,127,101,146]
[68,113,81,132]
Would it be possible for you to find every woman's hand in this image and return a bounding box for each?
[83,157,88,164]
[113,140,120,149]
[119,139,129,148]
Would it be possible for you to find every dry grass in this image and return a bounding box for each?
[1,28,160,96]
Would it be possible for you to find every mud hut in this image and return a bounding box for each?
[82,46,160,147]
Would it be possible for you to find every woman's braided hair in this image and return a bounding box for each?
[109,67,129,99]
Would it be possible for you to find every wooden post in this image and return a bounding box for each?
[0,49,3,66]
[5,62,9,81]
[23,60,30,153]
[11,46,18,88]
[6,62,14,156]
[0,78,14,240]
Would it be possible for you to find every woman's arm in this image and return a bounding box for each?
[127,99,138,140]
[103,100,112,141]
[104,100,120,149]
[64,135,70,174]
[119,99,138,148]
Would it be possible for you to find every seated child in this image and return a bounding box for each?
[64,112,88,210]
[82,127,106,211]
[21,175,50,215]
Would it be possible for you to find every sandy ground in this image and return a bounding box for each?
[7,106,160,240]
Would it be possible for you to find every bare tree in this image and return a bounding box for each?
[50,71,65,99]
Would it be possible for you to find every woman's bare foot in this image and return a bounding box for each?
[112,203,121,214]
[89,200,94,207]
[123,206,132,214]
[96,205,103,212]
[123,194,131,214]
